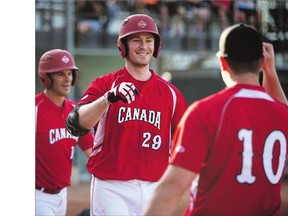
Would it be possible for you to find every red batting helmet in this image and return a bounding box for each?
[117,14,161,58]
[38,49,79,88]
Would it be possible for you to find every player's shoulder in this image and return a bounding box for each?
[90,68,124,87]
[152,71,180,90]
[35,92,43,100]
[191,85,262,111]
[35,92,46,106]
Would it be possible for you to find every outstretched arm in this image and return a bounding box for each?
[262,43,287,104]
[77,82,138,129]
[66,82,138,136]
[144,165,196,216]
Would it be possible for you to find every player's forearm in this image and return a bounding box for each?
[78,96,109,129]
[262,43,287,104]
[144,185,181,216]
[83,148,92,158]
[144,165,193,215]
[263,70,288,105]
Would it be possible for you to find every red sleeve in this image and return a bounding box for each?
[77,131,94,151]
[171,102,210,173]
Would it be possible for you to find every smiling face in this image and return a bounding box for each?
[125,32,155,68]
[48,69,73,97]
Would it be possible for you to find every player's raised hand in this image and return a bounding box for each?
[262,42,276,76]
[262,42,288,104]
[104,82,139,104]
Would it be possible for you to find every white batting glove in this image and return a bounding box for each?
[104,82,139,104]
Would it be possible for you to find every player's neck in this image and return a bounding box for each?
[44,89,65,107]
[231,73,260,87]
[125,63,151,81]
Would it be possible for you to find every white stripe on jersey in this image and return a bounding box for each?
[168,85,177,117]
[155,77,178,154]
[234,89,274,101]
[35,99,45,133]
[215,88,274,144]
[166,84,177,154]
[90,110,108,157]
[156,77,177,116]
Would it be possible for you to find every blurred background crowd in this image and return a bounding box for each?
[36,0,288,53]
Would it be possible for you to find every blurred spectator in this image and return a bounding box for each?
[125,0,146,14]
[187,0,211,31]
[106,0,120,18]
[186,0,211,50]
[170,4,186,38]
[158,3,171,37]
[211,0,232,30]
[156,1,187,50]
[133,0,147,14]
[76,0,107,33]
[105,0,122,31]
[143,0,159,14]
[125,0,158,14]
[233,0,262,31]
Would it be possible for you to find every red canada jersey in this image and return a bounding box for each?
[171,84,288,216]
[36,92,93,189]
[78,67,188,181]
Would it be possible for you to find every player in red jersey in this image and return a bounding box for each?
[144,24,288,216]
[66,14,188,215]
[35,49,94,216]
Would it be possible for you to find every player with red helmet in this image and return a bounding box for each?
[66,14,188,215]
[38,49,79,88]
[36,49,94,216]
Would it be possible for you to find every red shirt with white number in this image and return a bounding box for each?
[36,92,93,189]
[78,67,188,181]
[171,84,288,216]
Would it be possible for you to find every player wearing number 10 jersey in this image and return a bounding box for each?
[144,24,288,216]
[171,84,288,216]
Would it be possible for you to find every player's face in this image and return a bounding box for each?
[50,70,73,97]
[126,32,154,67]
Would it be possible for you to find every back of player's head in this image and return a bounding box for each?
[117,14,161,58]
[217,23,263,62]
[38,49,79,88]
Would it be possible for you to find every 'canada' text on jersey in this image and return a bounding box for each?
[49,127,79,144]
[118,107,161,130]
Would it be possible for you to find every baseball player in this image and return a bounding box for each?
[66,14,188,215]
[144,24,288,216]
[35,49,94,216]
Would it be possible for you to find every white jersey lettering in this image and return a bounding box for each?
[140,109,147,122]
[118,107,161,129]
[49,128,79,144]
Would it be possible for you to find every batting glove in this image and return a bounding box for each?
[104,82,139,105]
